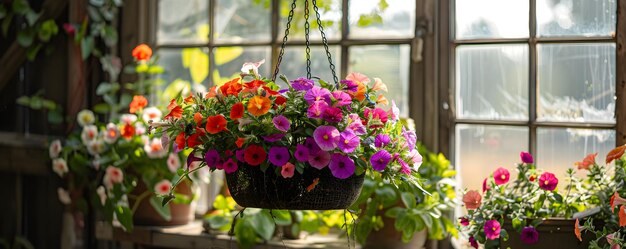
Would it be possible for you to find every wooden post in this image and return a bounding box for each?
[616,0,626,146]
[66,0,87,131]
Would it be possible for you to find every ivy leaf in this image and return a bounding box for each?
[150,196,172,221]
[17,28,35,47]
[235,218,258,249]
[271,210,292,226]
[38,19,58,42]
[81,36,94,60]
[114,205,134,232]
[25,11,40,26]
[251,210,275,241]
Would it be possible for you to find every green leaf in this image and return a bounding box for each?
[161,194,175,207]
[150,196,172,221]
[271,210,292,226]
[16,96,30,106]
[375,185,398,207]
[17,29,35,47]
[114,205,134,232]
[29,96,42,109]
[86,6,102,22]
[235,218,258,249]
[384,207,404,218]
[48,111,63,124]
[205,215,231,230]
[92,103,111,114]
[512,217,523,231]
[401,192,416,209]
[38,19,58,42]
[12,0,30,15]
[251,210,275,241]
[102,25,118,46]
[24,11,40,26]
[213,195,230,210]
[81,36,94,60]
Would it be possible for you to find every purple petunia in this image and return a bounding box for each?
[187,152,203,168]
[268,146,290,167]
[204,149,220,168]
[308,150,331,169]
[262,133,285,142]
[313,126,340,151]
[338,130,360,153]
[329,153,355,179]
[331,91,352,107]
[484,220,501,240]
[304,86,331,104]
[291,77,314,91]
[347,113,366,135]
[236,149,245,162]
[340,79,358,92]
[402,127,417,150]
[374,134,391,148]
[322,107,344,123]
[272,115,291,132]
[223,158,238,174]
[304,137,321,154]
[520,226,539,244]
[370,150,392,171]
[307,100,329,119]
[294,144,309,162]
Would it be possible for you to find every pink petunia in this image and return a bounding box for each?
[308,150,331,169]
[313,126,340,151]
[493,167,510,185]
[281,162,295,178]
[272,115,291,132]
[538,172,558,191]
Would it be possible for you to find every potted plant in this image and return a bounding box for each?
[48,44,201,231]
[351,142,458,249]
[459,151,599,248]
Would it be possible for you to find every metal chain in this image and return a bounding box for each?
[272,0,298,81]
[312,0,339,87]
[304,0,312,79]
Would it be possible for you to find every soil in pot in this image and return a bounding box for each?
[130,180,195,226]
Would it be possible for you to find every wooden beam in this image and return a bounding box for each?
[616,0,626,146]
[0,0,69,93]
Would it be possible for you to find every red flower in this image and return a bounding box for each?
[121,124,135,139]
[575,153,597,170]
[606,145,626,164]
[620,206,626,227]
[63,23,75,35]
[205,115,228,134]
[132,44,152,61]
[230,102,244,120]
[274,96,287,106]
[164,99,183,120]
[186,129,205,148]
[193,112,203,126]
[219,78,242,96]
[175,132,185,150]
[482,178,490,192]
[493,167,510,185]
[129,95,148,113]
[206,86,217,98]
[244,145,266,166]
[244,80,265,89]
[235,137,245,148]
[184,94,194,104]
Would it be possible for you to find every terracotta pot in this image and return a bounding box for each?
[501,218,592,249]
[130,180,195,226]
[363,216,427,249]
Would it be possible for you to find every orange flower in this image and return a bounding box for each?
[247,96,271,116]
[219,78,242,97]
[244,80,265,89]
[132,44,152,61]
[611,192,626,211]
[574,219,582,241]
[121,124,135,139]
[205,115,228,134]
[193,112,203,126]
[230,102,244,120]
[606,145,626,164]
[235,137,245,148]
[129,95,148,113]
[371,78,388,92]
[620,206,626,227]
[184,94,194,104]
[164,99,183,120]
[376,95,389,105]
[350,82,366,102]
[206,86,217,98]
[175,132,185,150]
[575,153,597,170]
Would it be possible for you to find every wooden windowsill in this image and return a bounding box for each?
[95,221,357,249]
[0,131,50,175]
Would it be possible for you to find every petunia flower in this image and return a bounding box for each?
[103,166,124,189]
[272,115,290,132]
[57,188,72,205]
[223,158,238,174]
[462,190,481,210]
[87,140,105,156]
[81,125,99,145]
[238,118,254,131]
[129,95,148,114]
[313,126,340,151]
[145,137,167,159]
[340,79,358,92]
[205,115,228,134]
[346,72,370,84]
[398,157,411,175]
[520,151,534,164]
[304,86,331,104]
[482,178,491,193]
[346,114,367,135]
[493,167,510,185]
[77,109,95,127]
[484,220,501,240]
[307,100,329,119]
[219,78,243,96]
[295,144,310,162]
[408,149,423,170]
[402,127,417,150]
[154,180,172,195]
[308,150,331,169]
[468,236,478,249]
[262,133,285,142]
[247,95,272,116]
[49,139,62,158]
[329,154,356,179]
[374,134,391,148]
[575,153,597,170]
[322,107,344,123]
[304,137,322,154]
[370,150,392,171]
[235,149,245,162]
[376,95,389,105]
[230,102,244,120]
[241,59,265,75]
[135,123,146,136]
[331,91,352,107]
[338,130,360,153]
[167,153,180,173]
[103,123,120,144]
[459,217,469,226]
[120,114,138,124]
[132,44,152,61]
[388,100,400,123]
[606,145,626,164]
[281,162,295,178]
[268,146,290,167]
[611,192,626,211]
[620,206,626,227]
[538,172,558,191]
[520,226,539,244]
[244,145,267,166]
[164,99,183,120]
[290,77,314,91]
[52,158,68,177]
[364,108,388,128]
[204,149,221,168]
[371,78,388,92]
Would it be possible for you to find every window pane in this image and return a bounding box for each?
[456,45,529,120]
[537,128,615,176]
[348,0,415,38]
[157,48,210,104]
[279,0,341,41]
[455,0,529,39]
[212,46,272,85]
[215,0,271,42]
[537,43,615,123]
[537,0,616,37]
[158,0,209,44]
[277,46,341,88]
[456,124,529,191]
[348,45,410,116]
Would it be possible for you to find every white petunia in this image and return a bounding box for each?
[120,114,137,124]
[103,166,124,189]
[240,59,265,75]
[153,180,172,195]
[76,110,95,127]
[52,158,68,177]
[81,125,99,145]
[87,139,105,156]
[57,188,71,205]
[103,123,120,144]
[144,137,167,159]
[167,153,180,173]
[49,139,62,158]
[142,107,162,123]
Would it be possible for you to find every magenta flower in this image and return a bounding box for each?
[347,114,367,135]
[223,158,238,174]
[538,172,558,191]
[262,133,285,142]
[215,157,225,170]
[307,100,329,119]
[291,77,314,91]
[329,153,355,179]
[374,134,391,148]
[398,157,411,175]
[304,137,321,154]
[294,144,309,162]
[308,150,331,169]
[268,146,290,167]
[331,91,352,107]
[484,220,501,240]
[272,115,290,132]
[469,236,478,249]
[187,153,202,168]
[340,79,358,92]
[338,130,360,153]
[520,226,539,244]
[204,149,220,168]
[364,107,388,128]
[520,151,534,164]
[388,100,400,122]
[304,86,331,104]
[493,167,510,185]
[313,126,340,151]
[322,107,343,123]
[459,217,469,226]
[370,150,392,171]
[482,178,490,193]
[236,150,245,162]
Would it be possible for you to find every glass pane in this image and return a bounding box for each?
[157,48,210,104]
[348,0,415,38]
[455,0,529,39]
[212,46,272,85]
[279,0,341,41]
[215,0,271,42]
[158,0,209,44]
[537,43,615,123]
[277,46,341,88]
[456,45,529,120]
[348,45,410,116]
[456,124,529,191]
[537,0,616,37]
[537,128,615,177]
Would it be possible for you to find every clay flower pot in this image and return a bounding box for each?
[130,180,195,226]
